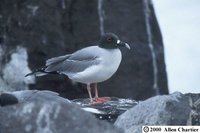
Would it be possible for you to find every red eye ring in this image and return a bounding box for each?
[107,37,112,42]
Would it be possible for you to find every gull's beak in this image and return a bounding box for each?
[117,40,131,50]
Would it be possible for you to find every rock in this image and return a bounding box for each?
[1,90,199,133]
[72,97,138,123]
[185,93,200,125]
[0,78,13,92]
[0,92,123,133]
[114,92,194,133]
[0,0,168,100]
[0,90,70,106]
[0,91,138,123]
[99,0,168,100]
[0,93,19,106]
[0,46,35,92]
[2,47,35,91]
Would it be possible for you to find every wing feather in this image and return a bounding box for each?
[46,54,71,66]
[45,46,101,74]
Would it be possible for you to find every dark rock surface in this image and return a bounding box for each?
[72,97,138,123]
[0,93,123,133]
[0,0,168,100]
[99,0,168,100]
[0,93,19,106]
[0,90,137,123]
[114,92,200,133]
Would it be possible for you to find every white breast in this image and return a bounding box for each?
[70,47,122,84]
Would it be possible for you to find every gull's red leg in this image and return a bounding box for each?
[94,82,111,103]
[94,82,99,98]
[87,83,93,102]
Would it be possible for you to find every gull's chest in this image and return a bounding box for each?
[94,48,122,82]
[70,48,122,83]
[100,49,122,72]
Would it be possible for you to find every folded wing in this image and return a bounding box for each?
[45,47,101,75]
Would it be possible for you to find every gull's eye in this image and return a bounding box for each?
[107,37,112,42]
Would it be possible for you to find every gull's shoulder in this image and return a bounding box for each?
[70,45,103,59]
[74,45,102,53]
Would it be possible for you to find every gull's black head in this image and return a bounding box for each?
[99,33,130,50]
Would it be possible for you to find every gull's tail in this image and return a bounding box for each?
[25,67,58,77]
[25,54,70,77]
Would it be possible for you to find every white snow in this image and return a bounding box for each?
[153,0,200,93]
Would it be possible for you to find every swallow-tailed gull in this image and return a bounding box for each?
[26,33,130,103]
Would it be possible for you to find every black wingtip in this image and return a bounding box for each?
[25,73,33,77]
[24,68,43,77]
[24,66,58,77]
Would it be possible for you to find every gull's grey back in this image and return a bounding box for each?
[45,46,101,75]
